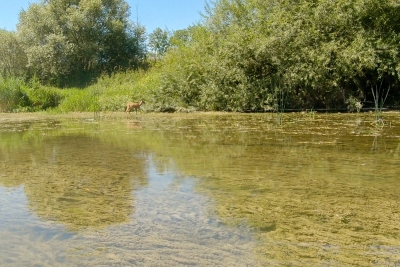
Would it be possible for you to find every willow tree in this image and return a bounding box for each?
[0,30,28,78]
[17,0,146,86]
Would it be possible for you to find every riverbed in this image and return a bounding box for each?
[0,112,399,266]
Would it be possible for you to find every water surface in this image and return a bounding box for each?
[0,112,399,266]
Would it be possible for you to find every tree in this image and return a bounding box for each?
[17,0,146,86]
[125,22,147,69]
[0,30,27,77]
[148,27,170,61]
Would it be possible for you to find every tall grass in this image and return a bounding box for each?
[0,70,158,113]
[53,89,95,113]
[55,70,157,113]
[95,70,158,112]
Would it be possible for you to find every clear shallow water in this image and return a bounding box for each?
[0,159,256,266]
[0,112,399,266]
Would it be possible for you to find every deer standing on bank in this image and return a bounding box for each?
[125,100,145,114]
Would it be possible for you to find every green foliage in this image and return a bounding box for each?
[51,70,156,112]
[54,89,96,112]
[0,77,29,112]
[16,0,147,86]
[16,76,64,111]
[25,86,64,111]
[0,30,27,77]
[0,70,157,113]
[148,28,170,60]
[151,0,400,111]
[96,70,157,111]
[153,26,210,109]
[2,0,400,112]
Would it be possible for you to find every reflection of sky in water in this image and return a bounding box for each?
[0,186,29,230]
[0,159,257,266]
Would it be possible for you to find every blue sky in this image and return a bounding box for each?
[0,0,207,33]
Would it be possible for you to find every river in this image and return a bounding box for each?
[0,112,399,266]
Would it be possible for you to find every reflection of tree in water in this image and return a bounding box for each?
[1,135,148,231]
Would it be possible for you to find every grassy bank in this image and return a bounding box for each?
[0,66,396,114]
[0,70,160,113]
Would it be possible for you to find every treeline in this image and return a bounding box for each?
[157,0,400,111]
[1,0,400,112]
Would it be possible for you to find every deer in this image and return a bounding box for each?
[125,100,145,114]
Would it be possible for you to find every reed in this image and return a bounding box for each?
[371,80,390,128]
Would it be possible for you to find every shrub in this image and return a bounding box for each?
[0,77,29,112]
[24,86,64,110]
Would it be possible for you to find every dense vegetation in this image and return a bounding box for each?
[1,0,399,112]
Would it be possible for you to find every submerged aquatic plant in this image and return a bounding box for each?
[371,80,390,128]
[273,78,286,126]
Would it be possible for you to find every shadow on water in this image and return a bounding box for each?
[0,112,400,266]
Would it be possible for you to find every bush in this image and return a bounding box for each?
[0,77,29,112]
[24,86,64,110]
[151,0,400,111]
